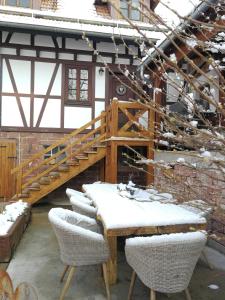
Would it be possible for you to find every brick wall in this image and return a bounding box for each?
[0,131,68,163]
[154,152,225,207]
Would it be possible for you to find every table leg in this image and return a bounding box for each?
[106,236,117,285]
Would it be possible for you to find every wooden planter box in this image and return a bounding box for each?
[0,204,31,263]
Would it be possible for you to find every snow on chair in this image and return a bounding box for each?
[48,208,110,300]
[66,188,93,205]
[125,232,207,300]
[70,196,97,218]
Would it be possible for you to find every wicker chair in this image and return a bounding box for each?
[66,188,92,205]
[125,232,207,300]
[179,200,213,269]
[48,208,110,300]
[70,196,97,218]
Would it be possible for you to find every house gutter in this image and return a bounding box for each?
[138,0,219,74]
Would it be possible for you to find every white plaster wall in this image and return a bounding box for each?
[94,101,105,128]
[115,58,130,65]
[77,54,92,62]
[64,107,92,129]
[2,59,13,93]
[95,67,106,99]
[97,56,112,64]
[56,37,62,48]
[39,99,61,128]
[2,31,7,43]
[35,35,54,47]
[97,42,125,54]
[40,51,56,59]
[66,38,91,50]
[33,98,44,126]
[20,49,36,57]
[34,62,56,94]
[51,64,62,96]
[10,33,30,45]
[0,48,16,55]
[1,96,23,126]
[10,59,31,93]
[139,111,148,129]
[58,53,74,60]
[20,97,31,126]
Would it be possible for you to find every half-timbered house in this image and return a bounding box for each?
[0,0,163,202]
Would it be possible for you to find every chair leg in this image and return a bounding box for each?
[184,288,192,300]
[59,266,75,300]
[102,263,111,300]
[60,265,69,283]
[150,289,156,300]
[128,271,136,300]
[202,250,214,270]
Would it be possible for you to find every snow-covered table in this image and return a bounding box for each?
[83,182,206,284]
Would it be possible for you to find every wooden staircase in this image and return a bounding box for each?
[11,100,155,205]
[11,113,107,204]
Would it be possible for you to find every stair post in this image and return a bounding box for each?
[16,170,22,199]
[105,99,119,183]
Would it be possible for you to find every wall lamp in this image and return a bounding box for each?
[99,67,105,76]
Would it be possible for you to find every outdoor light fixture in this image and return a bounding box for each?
[99,67,104,76]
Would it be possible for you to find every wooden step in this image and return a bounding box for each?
[39,176,51,185]
[84,150,98,154]
[76,156,89,160]
[93,144,106,148]
[28,186,40,191]
[22,188,30,195]
[30,182,40,189]
[12,193,30,199]
[49,171,60,179]
[67,160,80,166]
[58,165,70,172]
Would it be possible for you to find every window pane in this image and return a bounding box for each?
[68,68,76,79]
[80,90,88,101]
[121,8,128,17]
[80,80,88,91]
[131,8,140,20]
[68,90,76,100]
[120,0,128,9]
[19,0,30,7]
[6,0,17,6]
[80,70,88,80]
[69,79,76,90]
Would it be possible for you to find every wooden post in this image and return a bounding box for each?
[105,235,117,285]
[111,99,118,137]
[100,111,106,136]
[105,141,117,183]
[146,143,154,186]
[16,170,22,197]
[147,106,155,186]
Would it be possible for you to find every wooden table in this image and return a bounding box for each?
[83,183,207,284]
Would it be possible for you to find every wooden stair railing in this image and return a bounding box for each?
[10,100,154,204]
[11,112,107,203]
[106,100,154,139]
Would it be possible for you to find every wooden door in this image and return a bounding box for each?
[0,140,16,201]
